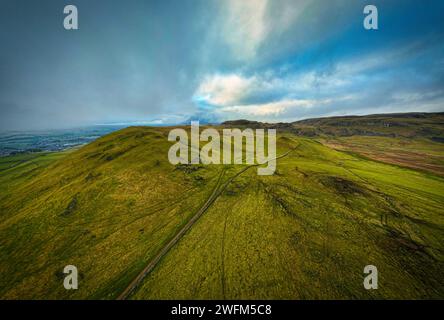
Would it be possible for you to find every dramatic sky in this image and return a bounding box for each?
[1,0,443,130]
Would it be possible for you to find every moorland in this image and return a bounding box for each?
[0,112,443,299]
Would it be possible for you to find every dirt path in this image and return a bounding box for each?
[117,145,297,300]
[116,168,226,300]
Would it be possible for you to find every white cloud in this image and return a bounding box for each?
[220,0,310,60]
[218,99,317,116]
[221,0,269,60]
[194,74,259,106]
[193,70,350,109]
[192,40,444,122]
[216,95,359,119]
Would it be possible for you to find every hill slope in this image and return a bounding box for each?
[293,112,444,138]
[223,112,444,139]
[0,125,443,299]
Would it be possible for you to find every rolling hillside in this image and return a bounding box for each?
[0,116,444,299]
[224,112,444,139]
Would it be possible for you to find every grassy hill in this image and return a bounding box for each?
[0,118,444,299]
[292,112,444,139]
[224,112,444,139]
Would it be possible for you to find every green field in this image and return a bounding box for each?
[0,124,443,299]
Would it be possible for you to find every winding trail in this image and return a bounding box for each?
[117,145,297,300]
[116,168,225,300]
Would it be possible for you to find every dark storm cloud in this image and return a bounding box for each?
[0,0,218,130]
